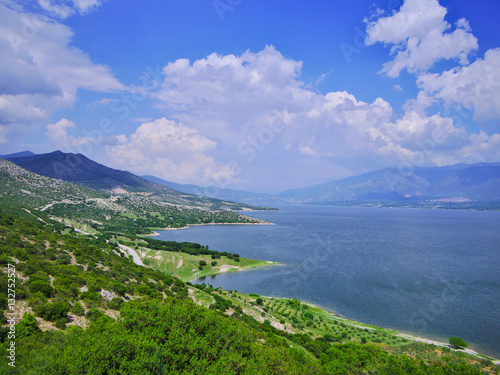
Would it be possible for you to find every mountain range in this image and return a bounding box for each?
[277,163,500,204]
[3,151,500,208]
[147,162,500,207]
[2,151,258,211]
[141,175,276,205]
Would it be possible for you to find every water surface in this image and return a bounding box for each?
[157,205,500,358]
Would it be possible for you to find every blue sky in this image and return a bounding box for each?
[1,0,499,192]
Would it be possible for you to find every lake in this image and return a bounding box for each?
[156,204,500,358]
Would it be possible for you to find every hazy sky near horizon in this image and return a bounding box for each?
[1,0,499,192]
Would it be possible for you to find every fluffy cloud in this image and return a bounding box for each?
[147,46,500,188]
[45,118,96,149]
[366,0,478,77]
[45,118,76,143]
[417,48,500,125]
[107,118,224,184]
[37,0,105,18]
[0,3,124,140]
[153,46,315,144]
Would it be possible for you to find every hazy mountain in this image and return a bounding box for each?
[0,150,36,158]
[4,151,262,210]
[142,175,276,205]
[278,162,500,204]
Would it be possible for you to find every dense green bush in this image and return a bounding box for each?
[108,297,124,310]
[34,301,70,322]
[70,302,85,316]
[15,313,40,340]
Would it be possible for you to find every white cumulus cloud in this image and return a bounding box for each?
[417,48,500,125]
[146,46,500,188]
[0,3,125,142]
[366,0,478,77]
[107,118,228,184]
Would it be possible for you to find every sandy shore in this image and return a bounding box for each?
[396,333,500,364]
[147,221,274,235]
[274,299,500,364]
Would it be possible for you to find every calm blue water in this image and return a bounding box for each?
[156,205,500,358]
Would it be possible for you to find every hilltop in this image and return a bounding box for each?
[4,151,266,211]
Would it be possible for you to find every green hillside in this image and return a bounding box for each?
[1,212,498,374]
[4,151,268,211]
[0,160,498,374]
[0,158,267,236]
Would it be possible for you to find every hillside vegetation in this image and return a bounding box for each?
[0,211,498,374]
[4,151,268,211]
[0,159,498,374]
[0,158,267,235]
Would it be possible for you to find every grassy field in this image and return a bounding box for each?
[138,246,276,282]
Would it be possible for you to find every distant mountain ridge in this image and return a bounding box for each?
[141,175,275,205]
[277,162,500,204]
[4,150,500,207]
[144,162,500,206]
[6,151,178,192]
[3,151,259,211]
[0,150,36,159]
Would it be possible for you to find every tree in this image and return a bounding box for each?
[71,302,85,316]
[16,313,40,339]
[449,337,468,349]
[199,260,207,267]
[256,297,263,305]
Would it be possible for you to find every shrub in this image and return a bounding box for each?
[71,302,85,316]
[304,312,314,320]
[54,317,67,330]
[16,313,40,339]
[80,291,102,303]
[34,301,70,322]
[324,334,333,342]
[109,297,124,310]
[110,281,126,296]
[29,280,53,298]
[449,337,468,348]
[85,308,104,322]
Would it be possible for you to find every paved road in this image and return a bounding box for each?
[118,244,144,266]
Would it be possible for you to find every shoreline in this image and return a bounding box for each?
[140,210,499,364]
[147,221,275,236]
[255,295,500,364]
[188,261,283,284]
